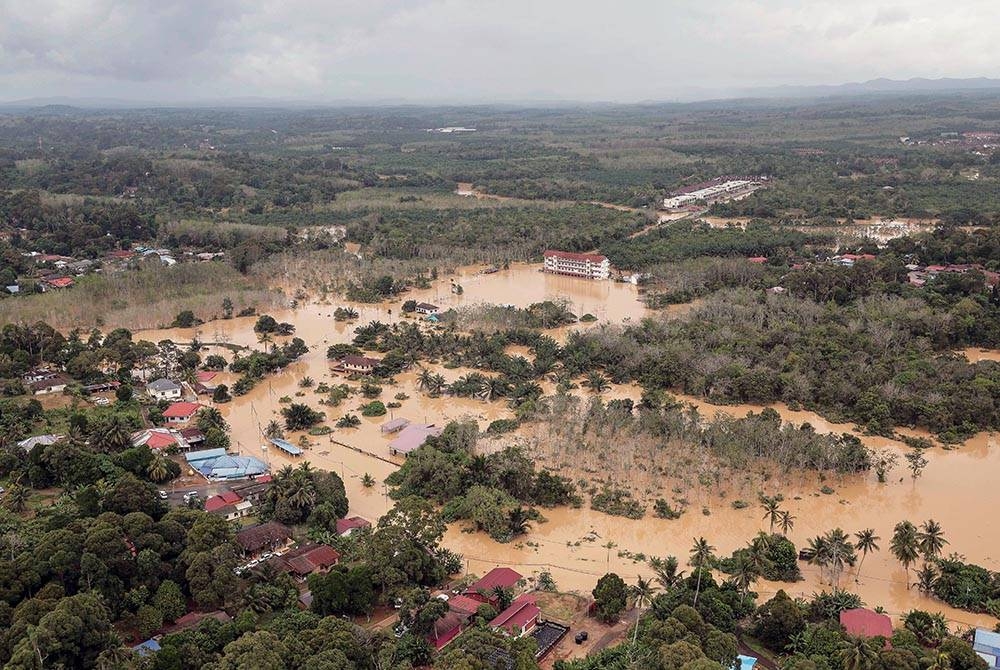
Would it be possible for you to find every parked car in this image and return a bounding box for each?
[158,491,168,499]
[574,631,588,644]
[434,593,449,602]
[393,623,408,638]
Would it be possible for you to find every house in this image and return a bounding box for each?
[16,434,63,451]
[428,611,473,651]
[464,567,523,606]
[336,516,371,537]
[747,256,767,264]
[82,380,120,394]
[179,427,206,448]
[265,543,340,580]
[335,355,381,374]
[189,452,268,480]
[229,475,273,503]
[147,378,183,401]
[839,608,893,647]
[205,491,251,521]
[269,437,304,457]
[23,367,60,384]
[415,302,439,315]
[389,423,443,456]
[162,401,202,424]
[542,250,610,280]
[132,428,182,451]
[43,276,74,290]
[132,639,161,657]
[489,594,540,638]
[974,629,1000,669]
[236,521,293,558]
[29,375,70,395]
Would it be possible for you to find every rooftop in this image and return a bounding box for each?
[465,567,523,596]
[236,521,292,552]
[840,608,893,642]
[543,249,608,263]
[163,401,202,418]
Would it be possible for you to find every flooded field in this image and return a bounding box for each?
[135,264,1000,630]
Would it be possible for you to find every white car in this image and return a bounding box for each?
[158,491,168,499]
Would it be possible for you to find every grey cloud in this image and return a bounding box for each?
[0,0,998,102]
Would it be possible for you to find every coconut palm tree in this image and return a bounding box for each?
[648,556,684,590]
[146,453,171,483]
[779,510,796,536]
[761,496,781,534]
[629,577,659,645]
[689,537,716,606]
[427,373,447,396]
[890,521,920,588]
[854,529,880,582]
[257,331,273,353]
[838,636,881,670]
[730,555,761,604]
[826,528,857,587]
[92,416,132,453]
[197,407,228,433]
[917,519,948,560]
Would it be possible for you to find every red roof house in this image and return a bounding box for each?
[336,516,372,536]
[162,402,202,423]
[840,608,893,647]
[489,594,541,638]
[747,256,767,264]
[195,371,218,383]
[204,491,242,512]
[464,567,523,605]
[44,276,75,289]
[146,431,178,450]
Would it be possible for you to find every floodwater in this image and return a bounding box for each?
[133,265,1000,630]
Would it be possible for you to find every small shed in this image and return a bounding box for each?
[381,417,411,434]
[270,437,303,456]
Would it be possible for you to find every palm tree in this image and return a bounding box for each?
[92,415,132,453]
[416,368,434,392]
[507,507,531,538]
[2,485,29,513]
[838,636,880,670]
[779,510,796,536]
[603,541,618,565]
[197,407,228,433]
[648,556,684,590]
[890,521,920,588]
[257,331,273,353]
[917,519,948,560]
[629,577,659,645]
[854,529,880,582]
[730,556,761,604]
[761,496,781,534]
[915,563,938,595]
[584,371,610,394]
[689,537,716,606]
[264,420,284,440]
[490,585,514,610]
[146,453,171,483]
[826,528,857,587]
[803,534,831,584]
[480,376,511,402]
[428,373,447,396]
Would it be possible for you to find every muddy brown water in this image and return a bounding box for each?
[135,264,1000,630]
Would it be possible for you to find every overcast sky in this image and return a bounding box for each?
[1,0,999,103]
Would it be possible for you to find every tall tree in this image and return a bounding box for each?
[890,521,920,588]
[629,576,659,646]
[854,529,880,582]
[917,519,948,560]
[689,537,716,606]
[761,496,781,534]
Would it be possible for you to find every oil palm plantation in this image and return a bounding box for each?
[917,519,948,560]
[629,577,659,645]
[689,537,716,606]
[890,521,920,588]
[854,529,880,582]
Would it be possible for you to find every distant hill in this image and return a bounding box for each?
[738,77,1000,100]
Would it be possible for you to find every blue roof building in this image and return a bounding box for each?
[269,438,303,456]
[975,629,1000,669]
[133,639,161,656]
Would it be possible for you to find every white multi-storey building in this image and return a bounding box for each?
[543,250,611,280]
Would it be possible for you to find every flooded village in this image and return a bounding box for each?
[126,256,1000,648]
